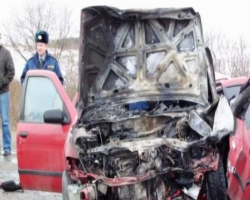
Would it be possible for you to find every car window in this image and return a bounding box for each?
[226,85,241,100]
[23,77,63,123]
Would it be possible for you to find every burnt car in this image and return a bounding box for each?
[64,6,226,200]
[16,6,250,200]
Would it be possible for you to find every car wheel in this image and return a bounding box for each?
[205,158,227,200]
[62,170,73,200]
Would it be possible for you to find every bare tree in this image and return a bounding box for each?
[2,0,79,129]
[60,49,79,100]
[205,32,250,78]
[3,0,74,61]
[229,36,250,77]
[3,0,79,90]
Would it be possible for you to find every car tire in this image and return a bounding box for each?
[62,170,73,200]
[205,158,227,200]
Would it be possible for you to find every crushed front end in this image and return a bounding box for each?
[67,6,233,200]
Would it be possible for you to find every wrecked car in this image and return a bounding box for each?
[16,6,250,200]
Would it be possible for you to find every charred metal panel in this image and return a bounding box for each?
[79,7,209,111]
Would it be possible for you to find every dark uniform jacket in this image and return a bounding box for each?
[20,52,63,84]
[0,45,15,94]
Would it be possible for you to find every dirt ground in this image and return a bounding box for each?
[0,131,61,200]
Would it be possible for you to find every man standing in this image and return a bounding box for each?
[20,30,64,84]
[0,32,15,156]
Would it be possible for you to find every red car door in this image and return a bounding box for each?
[227,118,250,200]
[17,70,77,192]
[226,81,250,200]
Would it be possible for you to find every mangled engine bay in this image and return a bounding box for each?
[73,97,233,199]
[70,6,234,200]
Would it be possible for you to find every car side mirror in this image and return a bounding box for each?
[44,109,64,124]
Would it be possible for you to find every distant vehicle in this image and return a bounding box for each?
[216,76,248,101]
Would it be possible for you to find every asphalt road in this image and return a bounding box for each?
[0,131,61,200]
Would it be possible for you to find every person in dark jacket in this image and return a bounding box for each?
[20,30,63,84]
[0,32,15,156]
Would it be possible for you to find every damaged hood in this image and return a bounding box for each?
[79,6,209,111]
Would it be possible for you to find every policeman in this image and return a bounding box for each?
[20,30,64,84]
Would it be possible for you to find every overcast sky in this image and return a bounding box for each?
[0,0,249,40]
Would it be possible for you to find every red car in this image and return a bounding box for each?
[16,6,250,200]
[216,76,250,200]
